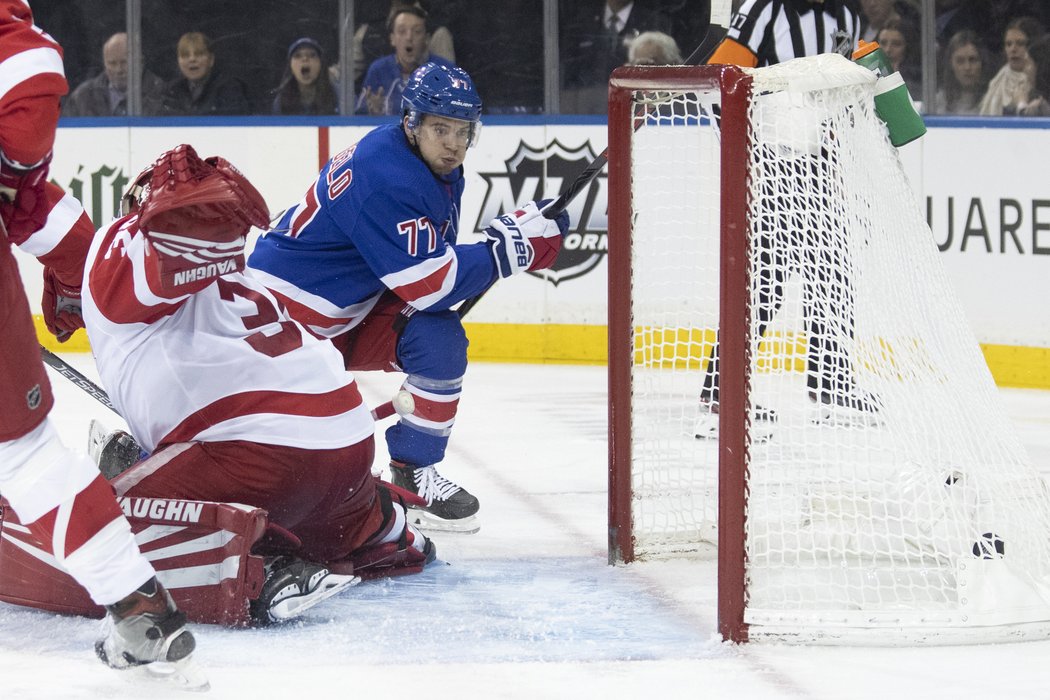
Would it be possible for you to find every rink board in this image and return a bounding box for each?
[17,117,1050,387]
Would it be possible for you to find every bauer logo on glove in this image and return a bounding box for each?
[483,199,570,278]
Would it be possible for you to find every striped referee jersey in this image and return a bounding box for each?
[708,0,862,67]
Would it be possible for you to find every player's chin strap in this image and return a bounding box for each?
[456,0,734,320]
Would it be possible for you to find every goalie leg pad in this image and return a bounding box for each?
[0,495,268,625]
[340,484,436,581]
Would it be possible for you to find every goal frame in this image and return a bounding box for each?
[606,64,753,643]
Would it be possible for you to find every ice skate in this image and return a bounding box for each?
[693,394,775,443]
[389,461,480,534]
[95,577,208,691]
[810,386,883,427]
[250,556,360,624]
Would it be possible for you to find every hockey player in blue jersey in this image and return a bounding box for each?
[248,63,569,533]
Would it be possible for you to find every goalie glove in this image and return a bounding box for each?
[0,151,52,240]
[135,144,270,294]
[482,199,570,278]
[41,266,84,342]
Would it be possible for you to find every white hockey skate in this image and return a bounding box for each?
[693,396,775,443]
[95,577,209,691]
[809,387,884,428]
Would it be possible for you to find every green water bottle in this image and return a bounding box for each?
[852,40,926,146]
[852,40,893,79]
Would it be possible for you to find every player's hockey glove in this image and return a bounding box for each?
[0,150,52,240]
[41,266,84,342]
[482,199,570,278]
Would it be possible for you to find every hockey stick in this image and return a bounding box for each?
[457,0,734,319]
[40,345,405,422]
[40,346,120,414]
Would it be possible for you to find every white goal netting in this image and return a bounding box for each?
[617,54,1050,643]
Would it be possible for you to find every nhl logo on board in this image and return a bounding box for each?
[475,139,607,286]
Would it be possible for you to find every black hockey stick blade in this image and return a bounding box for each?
[40,346,120,415]
[459,1,733,319]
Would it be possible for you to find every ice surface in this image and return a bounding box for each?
[3,357,1050,699]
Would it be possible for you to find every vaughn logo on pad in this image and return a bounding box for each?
[475,139,607,285]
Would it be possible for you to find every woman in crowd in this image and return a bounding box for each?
[877,16,922,99]
[979,16,1044,116]
[158,31,251,116]
[272,37,338,115]
[935,30,990,115]
[1020,35,1050,115]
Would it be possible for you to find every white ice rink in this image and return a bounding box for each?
[4,356,1050,699]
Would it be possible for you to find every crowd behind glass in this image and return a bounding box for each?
[35,0,1050,119]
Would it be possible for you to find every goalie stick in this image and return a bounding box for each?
[456,0,734,319]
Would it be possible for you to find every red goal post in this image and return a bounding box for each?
[606,63,751,640]
[606,56,1050,645]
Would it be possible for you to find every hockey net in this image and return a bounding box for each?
[607,54,1050,644]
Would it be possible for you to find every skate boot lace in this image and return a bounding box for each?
[413,466,463,503]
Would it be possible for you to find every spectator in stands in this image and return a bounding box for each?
[158,31,251,116]
[860,0,920,43]
[561,0,673,113]
[627,30,683,65]
[272,37,337,115]
[343,0,455,95]
[661,0,710,61]
[1020,36,1050,116]
[877,17,923,99]
[936,0,997,53]
[989,2,1050,52]
[355,4,453,115]
[979,17,1044,116]
[934,30,990,115]
[63,32,164,116]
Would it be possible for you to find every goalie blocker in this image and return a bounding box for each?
[0,494,269,625]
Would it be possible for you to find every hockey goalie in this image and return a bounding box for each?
[0,144,438,626]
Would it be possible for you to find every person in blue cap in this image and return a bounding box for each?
[248,62,569,534]
[273,37,337,115]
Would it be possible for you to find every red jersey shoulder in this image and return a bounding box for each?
[0,1,62,61]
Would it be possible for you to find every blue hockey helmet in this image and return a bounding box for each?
[402,62,482,147]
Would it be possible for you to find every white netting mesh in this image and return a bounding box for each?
[622,54,1050,643]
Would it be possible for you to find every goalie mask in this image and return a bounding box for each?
[402,63,482,147]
